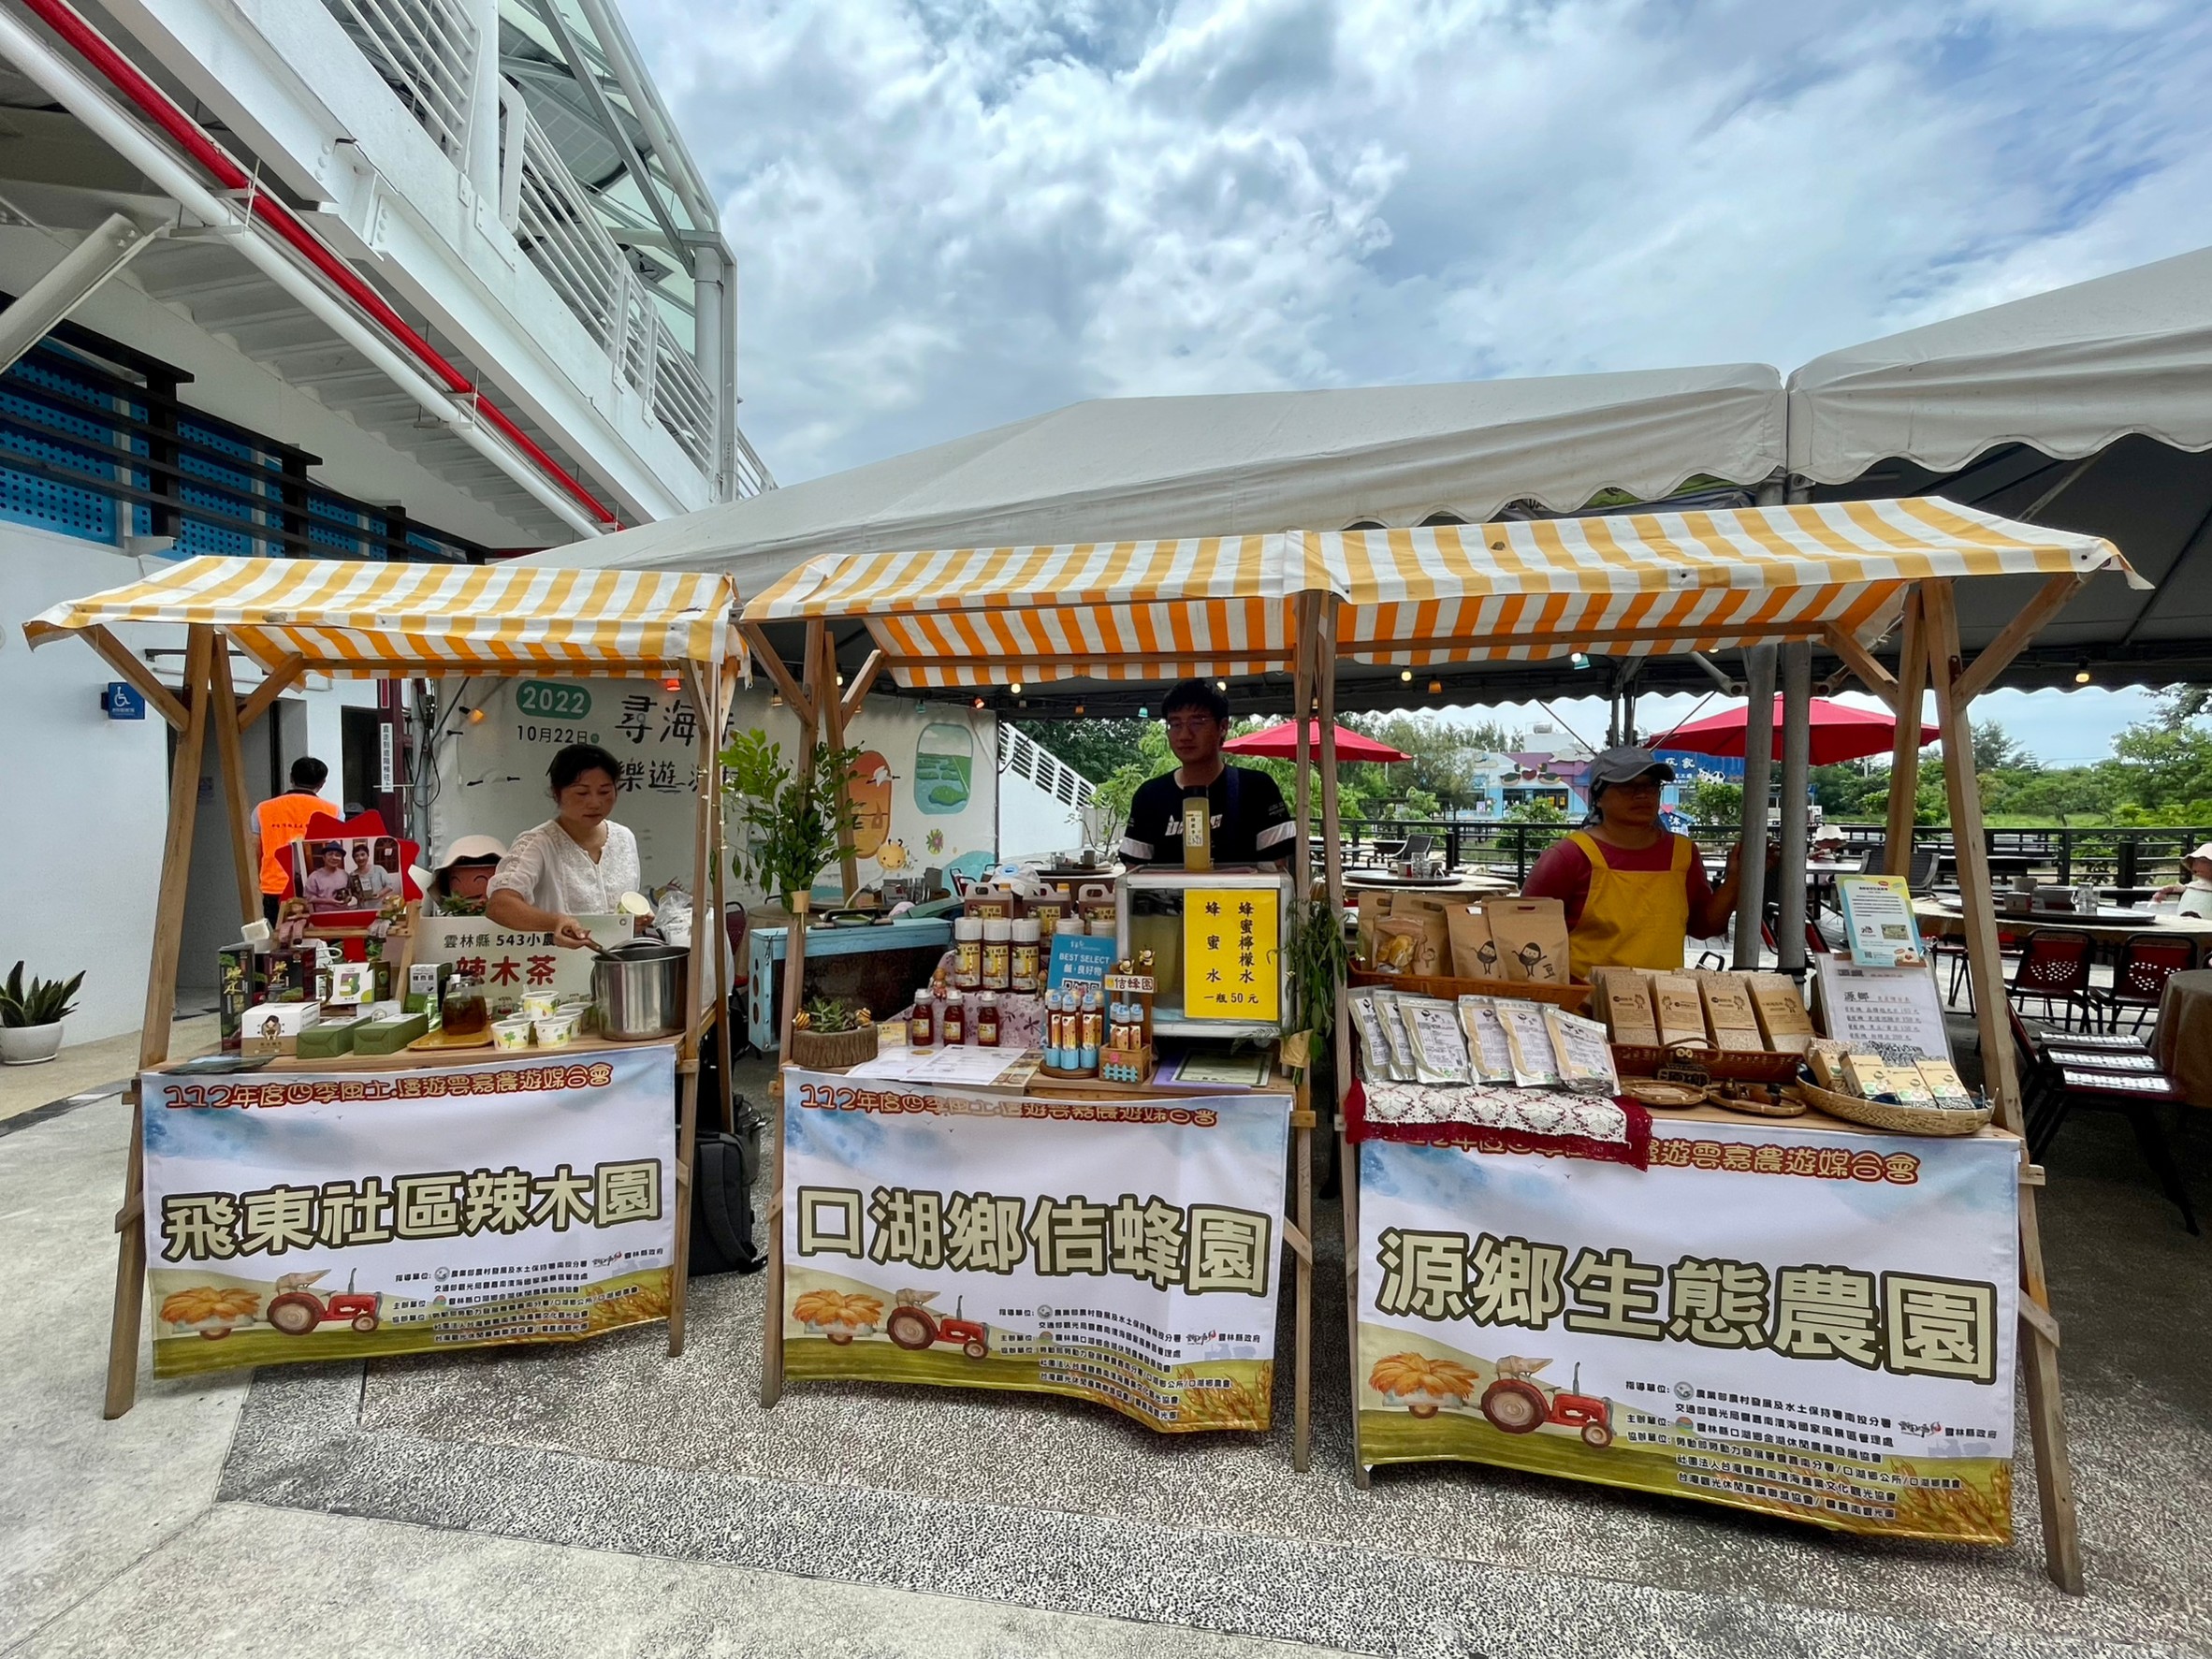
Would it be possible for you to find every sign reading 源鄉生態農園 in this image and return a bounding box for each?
[1357,1115,2019,1543]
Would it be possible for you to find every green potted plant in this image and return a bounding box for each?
[789,994,879,1069]
[721,732,864,916]
[1,961,85,1066]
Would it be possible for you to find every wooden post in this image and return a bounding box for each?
[105,623,214,1419]
[1921,578,2082,1594]
[1884,591,1928,882]
[811,622,859,902]
[1288,598,1316,1476]
[1315,601,1368,1487]
[666,662,718,1357]
[708,662,736,1132]
[207,633,259,925]
[762,886,807,1408]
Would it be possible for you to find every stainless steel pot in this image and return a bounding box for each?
[591,939,689,1041]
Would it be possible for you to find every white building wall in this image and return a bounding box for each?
[997,773,1084,862]
[0,530,168,1043]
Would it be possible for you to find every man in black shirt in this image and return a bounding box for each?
[1118,679,1296,867]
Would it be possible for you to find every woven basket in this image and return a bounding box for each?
[1786,1079,1992,1137]
[790,1024,880,1070]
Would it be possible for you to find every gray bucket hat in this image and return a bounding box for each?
[1585,746,1675,798]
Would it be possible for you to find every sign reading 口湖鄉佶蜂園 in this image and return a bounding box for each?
[780,1070,1291,1431]
[1357,1114,2019,1543]
[141,1046,676,1378]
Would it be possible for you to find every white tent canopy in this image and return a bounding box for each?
[1793,245,2212,690]
[525,365,1783,575]
[1790,245,2212,485]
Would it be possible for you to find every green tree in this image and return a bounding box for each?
[1688,779,1743,826]
[1504,797,1566,824]
[1015,718,1150,786]
[1809,763,1881,818]
[1972,720,2036,773]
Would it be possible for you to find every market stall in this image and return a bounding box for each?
[1312,499,2139,1593]
[24,557,746,1418]
[738,537,1328,1466]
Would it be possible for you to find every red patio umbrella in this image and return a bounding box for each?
[1223,719,1411,764]
[1654,696,1937,765]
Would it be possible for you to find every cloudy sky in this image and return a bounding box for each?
[622,0,2206,755]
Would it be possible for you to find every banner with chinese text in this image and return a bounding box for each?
[1357,1116,2019,1542]
[782,1069,1291,1431]
[143,1046,676,1378]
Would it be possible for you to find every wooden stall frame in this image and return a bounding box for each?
[749,620,1319,1468]
[1336,575,2087,1589]
[72,609,735,1418]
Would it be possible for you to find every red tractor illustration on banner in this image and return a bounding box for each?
[265,1269,382,1336]
[1480,1358,1613,1447]
[884,1289,989,1360]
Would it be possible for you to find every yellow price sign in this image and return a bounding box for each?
[1182,887,1280,1023]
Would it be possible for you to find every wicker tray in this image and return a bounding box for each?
[1610,1041,1801,1084]
[1350,968,1592,1012]
[1786,1078,1993,1137]
[1707,1084,1807,1118]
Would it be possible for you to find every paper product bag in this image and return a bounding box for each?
[1483,897,1570,984]
[1448,905,1502,981]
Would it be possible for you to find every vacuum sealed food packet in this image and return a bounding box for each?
[1396,995,1473,1085]
[1492,997,1563,1088]
[1543,1006,1621,1095]
[1372,916,1423,975]
[1346,986,1403,1081]
[1455,996,1518,1084]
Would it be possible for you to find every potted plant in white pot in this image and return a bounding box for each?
[722,732,863,916]
[1,960,85,1065]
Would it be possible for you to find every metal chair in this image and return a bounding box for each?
[2104,936,2199,1032]
[2010,1005,2199,1233]
[2009,930,2099,1030]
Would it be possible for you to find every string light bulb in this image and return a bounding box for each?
[662,675,681,692]
[1215,678,1228,691]
[466,706,485,724]
[972,695,986,709]
[1400,668,1413,682]
[1073,702,1086,716]
[2074,659,2091,685]
[1428,678,1443,694]
[1010,680,1023,695]
[1137,706,1148,719]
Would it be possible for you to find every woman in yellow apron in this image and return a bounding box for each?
[1522,748,1750,981]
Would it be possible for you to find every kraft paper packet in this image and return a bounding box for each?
[1493,997,1563,1087]
[1649,973,1708,1047]
[1841,1049,1912,1101]
[1448,905,1504,981]
[1696,971,1767,1053]
[1484,897,1570,984]
[1372,916,1425,975]
[1592,966,1659,1046]
[1806,1038,1853,1092]
[1745,972,1816,1055]
[1455,996,1518,1083]
[1357,892,1393,965]
[1915,1057,1975,1110]
[1390,895,1452,977]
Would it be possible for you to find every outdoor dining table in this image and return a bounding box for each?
[1913,897,2212,954]
[1342,870,1515,899]
[2156,970,2212,1109]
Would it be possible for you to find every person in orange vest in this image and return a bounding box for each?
[250,756,340,925]
[1522,746,1754,982]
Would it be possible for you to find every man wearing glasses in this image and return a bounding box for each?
[1119,680,1296,868]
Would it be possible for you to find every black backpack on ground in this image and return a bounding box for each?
[689,1123,764,1276]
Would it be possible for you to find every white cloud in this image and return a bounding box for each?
[627,0,2211,484]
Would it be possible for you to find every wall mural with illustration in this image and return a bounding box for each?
[428,677,997,902]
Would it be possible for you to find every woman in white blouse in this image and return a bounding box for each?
[485,744,643,948]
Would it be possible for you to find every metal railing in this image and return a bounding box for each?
[1332,818,2212,889]
[321,0,481,165]
[0,317,489,562]
[500,83,715,472]
[999,724,1096,808]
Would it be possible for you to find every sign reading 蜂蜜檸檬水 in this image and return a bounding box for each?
[1356,1117,2018,1543]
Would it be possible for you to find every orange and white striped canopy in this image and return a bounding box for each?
[744,535,1305,685]
[23,556,742,675]
[1317,498,2137,667]
[740,500,2132,686]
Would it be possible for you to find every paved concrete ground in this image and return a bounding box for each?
[6,1033,2207,1658]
